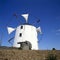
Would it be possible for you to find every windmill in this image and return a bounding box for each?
[7,13,42,50]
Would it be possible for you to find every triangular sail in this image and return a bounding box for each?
[7,27,16,34]
[21,14,29,23]
[37,27,42,34]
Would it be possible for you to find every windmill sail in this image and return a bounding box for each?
[21,14,29,23]
[7,27,16,34]
[37,27,42,34]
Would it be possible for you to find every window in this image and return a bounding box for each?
[20,26,23,29]
[19,33,22,37]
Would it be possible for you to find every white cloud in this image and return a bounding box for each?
[56,33,60,35]
[56,29,60,32]
[55,29,60,35]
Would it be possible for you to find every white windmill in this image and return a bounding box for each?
[7,13,42,50]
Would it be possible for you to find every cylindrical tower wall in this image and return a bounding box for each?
[13,24,38,50]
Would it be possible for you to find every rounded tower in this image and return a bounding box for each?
[7,13,41,50]
[13,24,38,50]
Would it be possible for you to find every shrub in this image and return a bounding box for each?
[45,54,57,60]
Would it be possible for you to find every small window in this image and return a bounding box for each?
[21,26,23,29]
[19,33,22,37]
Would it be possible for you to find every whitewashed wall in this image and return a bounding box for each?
[13,24,38,50]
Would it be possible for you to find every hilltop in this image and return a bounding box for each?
[0,46,60,60]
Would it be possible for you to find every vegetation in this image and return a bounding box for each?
[45,54,57,60]
[52,48,56,50]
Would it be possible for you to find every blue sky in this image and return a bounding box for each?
[0,0,60,50]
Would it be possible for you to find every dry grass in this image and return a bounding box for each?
[0,47,60,60]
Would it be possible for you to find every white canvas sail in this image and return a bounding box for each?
[37,27,42,34]
[7,27,15,34]
[21,14,29,23]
